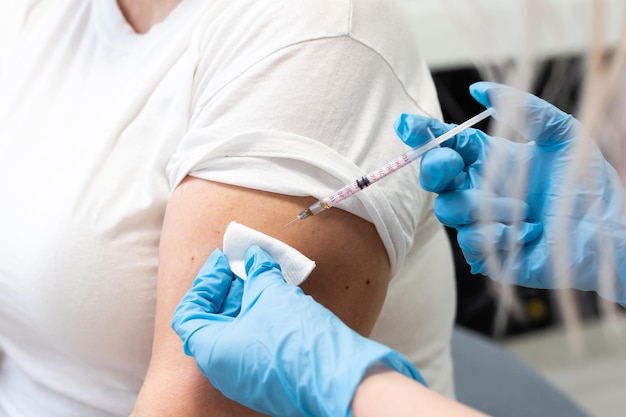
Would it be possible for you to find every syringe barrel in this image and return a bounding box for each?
[322,181,361,208]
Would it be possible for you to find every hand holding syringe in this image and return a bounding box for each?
[286,107,496,225]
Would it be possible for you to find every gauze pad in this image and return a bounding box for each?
[222,221,316,285]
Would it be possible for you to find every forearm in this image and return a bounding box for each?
[352,368,489,417]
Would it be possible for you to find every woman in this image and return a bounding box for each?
[0,1,455,415]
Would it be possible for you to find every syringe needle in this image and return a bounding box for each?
[284,218,299,227]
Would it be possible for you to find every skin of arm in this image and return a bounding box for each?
[131,176,391,416]
[353,368,490,417]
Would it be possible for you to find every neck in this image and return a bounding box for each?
[116,0,182,33]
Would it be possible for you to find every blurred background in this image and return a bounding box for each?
[411,1,626,415]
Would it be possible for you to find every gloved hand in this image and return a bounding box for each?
[172,246,425,417]
[394,81,626,305]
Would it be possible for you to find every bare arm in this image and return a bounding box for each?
[353,368,490,417]
[131,176,390,416]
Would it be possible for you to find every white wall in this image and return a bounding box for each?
[408,0,624,70]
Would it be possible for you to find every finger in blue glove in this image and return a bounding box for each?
[470,82,579,146]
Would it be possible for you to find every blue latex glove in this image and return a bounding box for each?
[394,81,626,305]
[172,246,425,417]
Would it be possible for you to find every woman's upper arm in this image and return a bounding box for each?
[132,176,390,416]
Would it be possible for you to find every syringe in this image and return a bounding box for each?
[286,107,495,226]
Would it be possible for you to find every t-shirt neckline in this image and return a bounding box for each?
[93,0,197,46]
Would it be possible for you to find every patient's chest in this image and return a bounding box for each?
[0,19,193,379]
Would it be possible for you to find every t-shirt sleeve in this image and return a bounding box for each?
[166,33,441,277]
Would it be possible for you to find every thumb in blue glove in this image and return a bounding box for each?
[394,82,626,305]
[172,245,425,417]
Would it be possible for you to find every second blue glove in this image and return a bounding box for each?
[394,82,626,304]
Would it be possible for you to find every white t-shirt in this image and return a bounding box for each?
[0,0,456,416]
